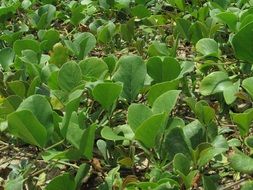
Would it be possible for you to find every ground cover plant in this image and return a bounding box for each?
[2,0,253,189]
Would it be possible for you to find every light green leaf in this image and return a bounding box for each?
[152,90,181,114]
[196,38,219,57]
[101,126,127,141]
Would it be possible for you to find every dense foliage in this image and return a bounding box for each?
[1,0,253,189]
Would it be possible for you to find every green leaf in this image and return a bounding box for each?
[147,80,179,106]
[45,173,76,190]
[127,104,153,132]
[113,55,146,102]
[0,95,22,117]
[0,48,14,70]
[173,153,191,176]
[202,175,217,190]
[39,29,60,51]
[147,56,181,83]
[92,82,122,111]
[245,136,253,148]
[7,80,28,98]
[70,3,85,26]
[7,110,47,147]
[75,32,96,59]
[241,181,253,190]
[5,176,24,190]
[230,108,253,136]
[13,39,40,56]
[148,41,170,56]
[242,77,253,99]
[232,21,253,63]
[174,0,185,11]
[229,150,253,174]
[176,18,191,41]
[79,57,108,80]
[152,90,181,114]
[101,126,127,141]
[58,61,82,92]
[17,95,54,131]
[19,50,39,64]
[31,4,56,29]
[216,12,238,32]
[75,164,90,190]
[196,38,219,57]
[223,80,240,104]
[162,127,191,161]
[131,5,151,19]
[66,113,96,159]
[198,147,226,167]
[195,102,215,125]
[61,90,84,137]
[120,19,135,42]
[183,120,205,149]
[97,22,115,43]
[49,43,69,67]
[200,71,232,96]
[135,113,166,148]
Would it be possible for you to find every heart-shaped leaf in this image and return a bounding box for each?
[147,56,181,83]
